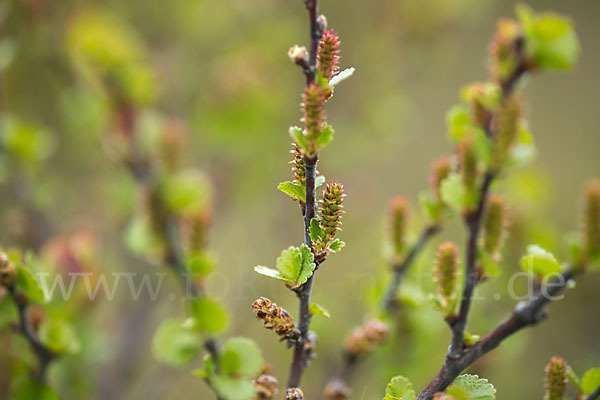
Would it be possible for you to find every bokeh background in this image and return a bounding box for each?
[0,0,599,398]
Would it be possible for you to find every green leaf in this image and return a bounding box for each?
[315,124,334,151]
[163,170,212,215]
[440,173,467,211]
[446,105,472,142]
[329,67,355,87]
[582,369,600,394]
[211,375,255,400]
[315,175,326,189]
[253,266,288,282]
[448,374,496,400]
[124,215,163,259]
[329,239,346,253]
[186,252,215,277]
[309,302,330,318]
[289,126,308,153]
[152,318,201,366]
[220,337,263,379]
[520,244,562,278]
[0,292,17,328]
[463,331,481,346]
[384,376,416,400]
[507,127,536,170]
[39,319,81,354]
[309,218,324,244]
[275,246,304,283]
[188,297,229,334]
[517,4,580,71]
[420,192,445,223]
[12,375,58,400]
[297,244,317,286]
[15,265,46,303]
[566,364,582,391]
[277,181,306,202]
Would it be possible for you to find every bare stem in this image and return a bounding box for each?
[6,286,56,383]
[417,268,580,400]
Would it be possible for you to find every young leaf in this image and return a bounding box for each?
[289,126,308,153]
[520,244,562,278]
[297,244,317,287]
[15,265,46,303]
[448,374,496,400]
[384,376,416,400]
[329,67,355,87]
[39,319,81,355]
[582,369,600,394]
[277,181,306,202]
[152,318,201,366]
[254,266,288,282]
[309,302,331,318]
[329,239,346,253]
[315,124,334,151]
[163,169,212,215]
[188,297,229,334]
[309,218,324,244]
[275,246,304,283]
[211,375,255,400]
[440,173,467,211]
[11,375,59,400]
[315,175,326,189]
[219,337,263,379]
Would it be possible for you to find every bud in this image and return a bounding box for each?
[458,136,478,190]
[488,18,523,85]
[582,179,600,258]
[323,379,350,400]
[545,356,567,400]
[389,196,410,255]
[434,242,459,310]
[301,83,326,153]
[290,143,306,186]
[318,182,345,244]
[286,388,304,400]
[252,297,296,338]
[0,259,16,287]
[288,45,309,67]
[470,87,492,129]
[483,194,507,254]
[254,374,278,400]
[317,14,328,33]
[430,157,452,200]
[492,95,522,166]
[343,319,389,358]
[317,30,340,81]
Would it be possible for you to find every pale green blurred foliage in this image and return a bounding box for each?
[0,0,599,399]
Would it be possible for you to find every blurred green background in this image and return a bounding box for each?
[0,0,599,398]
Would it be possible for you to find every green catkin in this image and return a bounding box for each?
[545,356,567,400]
[458,136,478,190]
[483,194,507,254]
[488,18,522,85]
[435,242,459,307]
[317,30,340,81]
[290,143,306,186]
[301,83,326,153]
[318,182,345,243]
[583,179,600,258]
[389,196,410,255]
[430,157,452,201]
[493,95,522,166]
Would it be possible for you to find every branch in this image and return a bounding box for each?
[448,172,494,358]
[586,385,600,400]
[417,268,580,400]
[288,0,322,387]
[6,285,56,383]
[383,224,441,312]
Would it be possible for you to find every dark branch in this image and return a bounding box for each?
[6,286,56,383]
[417,268,580,400]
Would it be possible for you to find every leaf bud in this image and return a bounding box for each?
[483,194,508,254]
[434,242,459,310]
[254,374,278,400]
[343,319,389,358]
[285,388,304,400]
[288,45,309,68]
[323,378,351,400]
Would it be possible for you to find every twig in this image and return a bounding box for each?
[416,268,580,400]
[586,385,600,400]
[288,0,323,388]
[6,285,56,383]
[383,224,441,313]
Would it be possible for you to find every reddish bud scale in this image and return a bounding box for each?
[252,297,296,338]
[301,83,326,152]
[318,182,345,243]
[290,143,306,186]
[430,157,452,200]
[343,319,389,357]
[254,374,278,400]
[458,136,478,190]
[483,194,507,254]
[317,30,340,81]
[435,242,459,303]
[545,356,567,400]
[389,196,410,255]
[286,388,304,400]
[583,180,600,257]
[492,95,522,166]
